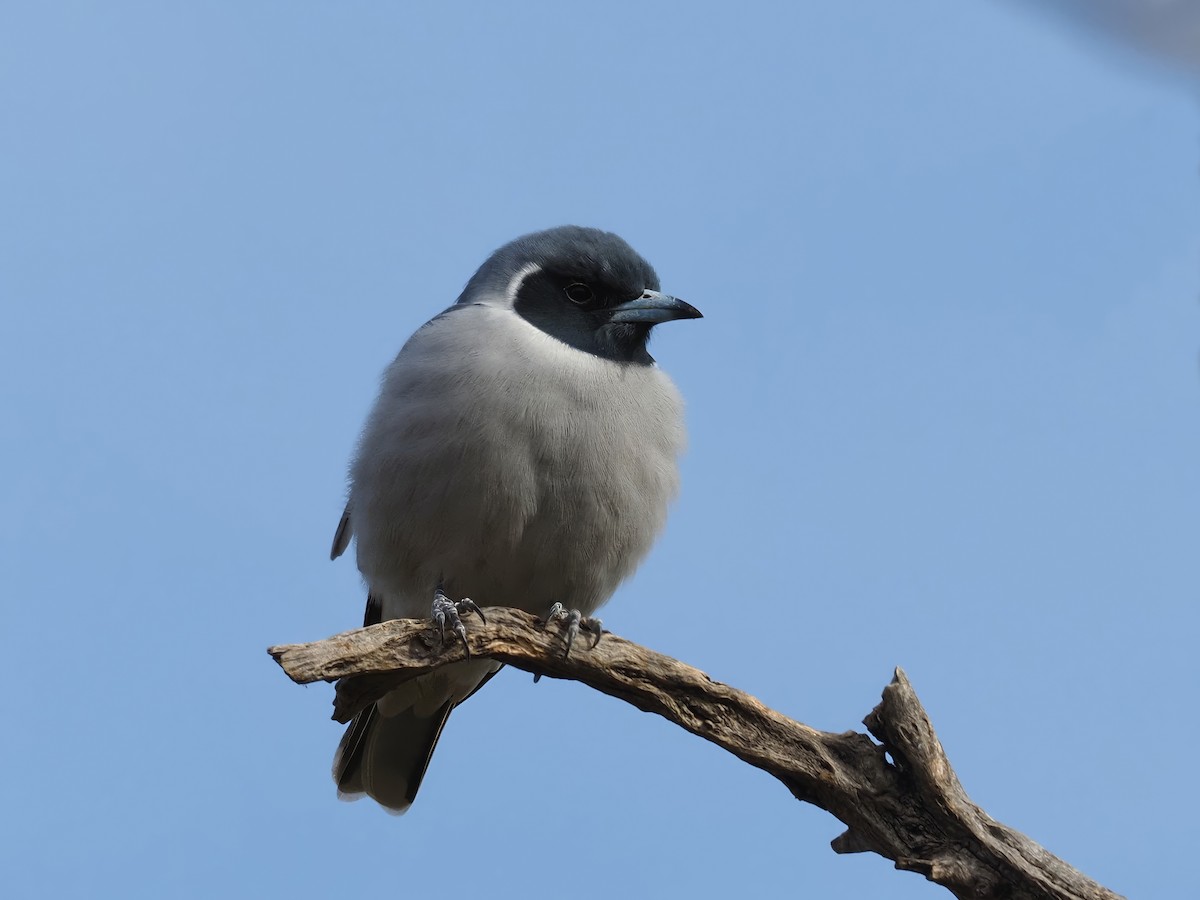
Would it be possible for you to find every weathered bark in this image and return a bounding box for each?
[268,608,1122,900]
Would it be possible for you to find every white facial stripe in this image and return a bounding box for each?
[502,262,542,308]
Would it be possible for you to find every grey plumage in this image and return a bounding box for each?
[330,225,700,812]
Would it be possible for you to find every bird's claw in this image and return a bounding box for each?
[543,602,604,658]
[432,586,485,660]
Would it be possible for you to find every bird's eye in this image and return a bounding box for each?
[564,283,595,306]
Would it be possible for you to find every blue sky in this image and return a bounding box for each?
[2,3,1196,898]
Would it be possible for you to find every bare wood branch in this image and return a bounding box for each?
[268,608,1123,900]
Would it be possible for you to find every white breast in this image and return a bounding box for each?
[348,304,686,621]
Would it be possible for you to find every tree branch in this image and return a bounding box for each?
[268,608,1122,900]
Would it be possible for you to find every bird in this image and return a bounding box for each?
[329,225,702,813]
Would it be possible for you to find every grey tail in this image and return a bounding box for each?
[330,590,452,813]
[330,593,503,812]
[332,701,454,814]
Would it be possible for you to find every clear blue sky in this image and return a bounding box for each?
[3,3,1196,898]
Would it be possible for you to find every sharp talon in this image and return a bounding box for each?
[543,604,604,658]
[432,590,449,639]
[533,673,542,684]
[563,609,582,658]
[458,597,485,624]
[430,586,475,659]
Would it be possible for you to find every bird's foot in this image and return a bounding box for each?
[431,584,486,660]
[542,602,604,658]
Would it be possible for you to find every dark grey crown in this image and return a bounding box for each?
[457,225,660,303]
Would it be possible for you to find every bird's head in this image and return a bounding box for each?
[458,225,702,364]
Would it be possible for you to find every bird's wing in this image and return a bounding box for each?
[330,502,352,561]
[361,591,382,627]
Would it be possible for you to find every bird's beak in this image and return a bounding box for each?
[608,290,703,325]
